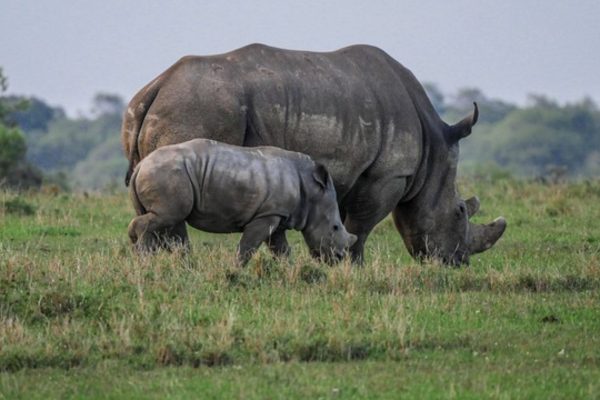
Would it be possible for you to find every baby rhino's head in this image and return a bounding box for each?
[302,164,357,263]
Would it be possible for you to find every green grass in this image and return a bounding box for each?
[1,179,599,399]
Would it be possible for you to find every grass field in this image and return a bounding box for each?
[1,178,599,399]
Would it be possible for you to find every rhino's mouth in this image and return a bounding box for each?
[403,234,471,266]
[442,252,469,267]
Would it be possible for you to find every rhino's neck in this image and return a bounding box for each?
[398,68,449,204]
[394,121,456,239]
[399,118,443,204]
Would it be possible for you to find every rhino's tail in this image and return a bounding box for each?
[122,76,164,186]
[128,167,146,216]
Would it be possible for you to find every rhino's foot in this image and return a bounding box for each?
[349,238,366,266]
[343,219,374,266]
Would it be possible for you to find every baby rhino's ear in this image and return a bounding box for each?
[312,163,330,190]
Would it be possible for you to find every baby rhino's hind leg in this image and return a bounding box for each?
[130,167,195,254]
[128,212,175,253]
[157,221,190,253]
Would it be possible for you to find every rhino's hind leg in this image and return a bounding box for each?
[264,228,291,258]
[238,216,282,266]
[157,221,190,253]
[128,213,188,254]
[128,213,167,253]
[129,166,194,254]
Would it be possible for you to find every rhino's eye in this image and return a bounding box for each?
[456,204,466,218]
[333,225,340,231]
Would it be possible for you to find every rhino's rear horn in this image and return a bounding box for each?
[469,217,507,255]
[446,102,479,144]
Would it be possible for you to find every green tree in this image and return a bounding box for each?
[91,93,125,117]
[461,95,600,177]
[27,109,122,170]
[445,87,516,124]
[0,68,42,188]
[7,96,65,132]
[0,125,26,175]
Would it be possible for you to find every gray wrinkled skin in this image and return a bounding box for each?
[127,139,357,265]
[122,43,506,265]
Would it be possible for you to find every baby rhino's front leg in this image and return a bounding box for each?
[237,216,282,266]
[265,228,290,258]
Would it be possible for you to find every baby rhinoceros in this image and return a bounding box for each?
[127,138,357,265]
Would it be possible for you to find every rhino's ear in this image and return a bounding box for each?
[312,163,330,190]
[446,102,479,144]
[465,196,480,218]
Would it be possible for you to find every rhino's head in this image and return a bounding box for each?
[393,103,506,265]
[302,164,357,263]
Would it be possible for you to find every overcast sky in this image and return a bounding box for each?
[3,1,599,116]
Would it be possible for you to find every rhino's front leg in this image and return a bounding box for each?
[264,228,291,258]
[237,216,282,266]
[343,176,407,264]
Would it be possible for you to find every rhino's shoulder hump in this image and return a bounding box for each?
[335,44,389,57]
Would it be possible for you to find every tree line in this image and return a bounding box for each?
[424,84,600,179]
[1,68,598,191]
[0,68,126,190]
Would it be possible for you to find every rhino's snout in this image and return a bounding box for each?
[329,232,356,263]
[327,249,349,264]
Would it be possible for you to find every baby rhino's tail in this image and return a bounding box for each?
[128,167,146,216]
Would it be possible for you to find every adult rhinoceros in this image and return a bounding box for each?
[122,43,506,265]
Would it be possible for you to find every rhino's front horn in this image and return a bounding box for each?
[446,102,479,144]
[469,217,507,254]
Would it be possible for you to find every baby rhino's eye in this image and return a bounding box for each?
[333,225,340,231]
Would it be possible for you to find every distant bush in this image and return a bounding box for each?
[458,96,600,178]
[2,196,36,216]
[459,162,514,184]
[0,69,43,190]
[0,125,26,174]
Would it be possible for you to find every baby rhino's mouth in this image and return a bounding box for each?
[310,248,346,264]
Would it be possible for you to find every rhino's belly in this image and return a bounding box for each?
[186,212,243,234]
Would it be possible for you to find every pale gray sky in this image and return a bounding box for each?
[2,1,599,115]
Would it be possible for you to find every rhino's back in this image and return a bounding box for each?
[143,44,435,199]
[178,139,306,232]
